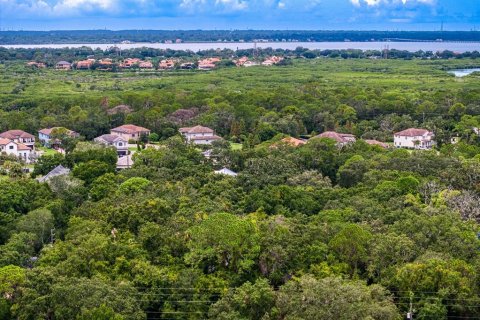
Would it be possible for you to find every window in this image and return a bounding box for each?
[132,134,135,137]
[9,146,14,150]
[118,143,123,146]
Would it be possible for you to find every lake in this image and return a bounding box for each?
[1,41,479,53]
[448,68,480,77]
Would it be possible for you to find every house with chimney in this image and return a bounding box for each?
[94,134,128,156]
[394,128,435,150]
[110,124,150,142]
[179,125,222,145]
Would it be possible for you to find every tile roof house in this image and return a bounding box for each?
[314,131,356,146]
[119,58,141,68]
[110,124,151,142]
[139,61,154,69]
[27,61,46,68]
[159,59,176,70]
[56,61,72,70]
[280,137,307,147]
[76,59,95,69]
[198,58,221,70]
[0,130,35,149]
[106,104,133,115]
[262,56,284,66]
[38,127,79,147]
[37,165,70,183]
[394,128,435,150]
[0,138,33,163]
[94,134,128,156]
[179,125,222,145]
[364,139,390,148]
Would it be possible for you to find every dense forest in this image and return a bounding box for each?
[1,54,480,319]
[1,30,480,44]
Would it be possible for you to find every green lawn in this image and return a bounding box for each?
[37,146,59,156]
[230,143,243,151]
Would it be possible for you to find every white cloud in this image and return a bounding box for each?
[350,0,436,6]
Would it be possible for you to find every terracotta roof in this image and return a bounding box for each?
[111,124,150,134]
[315,131,356,144]
[0,130,35,140]
[395,128,433,137]
[281,137,307,147]
[0,138,13,145]
[364,139,389,148]
[16,143,31,151]
[56,61,71,65]
[179,125,214,134]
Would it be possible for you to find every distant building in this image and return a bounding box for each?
[179,125,222,145]
[159,59,176,70]
[364,139,389,148]
[0,130,35,149]
[262,56,284,66]
[27,61,46,68]
[37,165,70,183]
[119,58,141,68]
[94,134,128,156]
[139,61,154,69]
[0,138,33,162]
[56,61,72,70]
[110,124,150,142]
[214,167,238,177]
[314,131,356,147]
[280,137,307,147]
[394,128,435,150]
[76,59,95,69]
[38,127,79,147]
[198,58,221,70]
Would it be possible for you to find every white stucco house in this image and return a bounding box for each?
[0,138,33,162]
[0,130,36,150]
[38,127,79,147]
[394,128,435,150]
[179,125,222,145]
[110,124,151,142]
[94,134,128,156]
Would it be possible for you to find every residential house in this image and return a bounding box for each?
[198,58,221,70]
[76,59,95,69]
[364,139,389,148]
[179,125,222,145]
[139,61,154,69]
[262,56,284,66]
[234,56,249,67]
[119,58,141,68]
[159,60,176,70]
[37,165,70,183]
[56,61,72,70]
[94,134,128,156]
[110,124,151,142]
[314,131,356,147]
[27,61,46,68]
[180,62,195,70]
[38,127,79,147]
[394,128,435,150]
[214,167,238,177]
[0,130,35,149]
[0,138,33,162]
[117,154,134,170]
[98,59,114,70]
[280,137,307,147]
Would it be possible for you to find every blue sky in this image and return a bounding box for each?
[0,0,479,30]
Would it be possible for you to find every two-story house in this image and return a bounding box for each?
[179,125,222,145]
[0,138,33,162]
[38,127,80,147]
[110,124,151,142]
[0,130,35,149]
[94,134,129,156]
[394,128,435,150]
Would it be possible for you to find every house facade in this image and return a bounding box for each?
[0,130,35,149]
[394,128,435,150]
[56,61,72,70]
[179,125,222,145]
[94,134,128,156]
[110,124,151,142]
[38,127,79,147]
[0,138,33,162]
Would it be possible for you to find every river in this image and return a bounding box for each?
[1,41,479,53]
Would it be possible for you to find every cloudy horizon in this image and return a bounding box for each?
[0,0,478,31]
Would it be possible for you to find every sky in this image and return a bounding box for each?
[0,0,479,31]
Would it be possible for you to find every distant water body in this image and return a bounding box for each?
[1,41,479,53]
[448,68,480,77]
